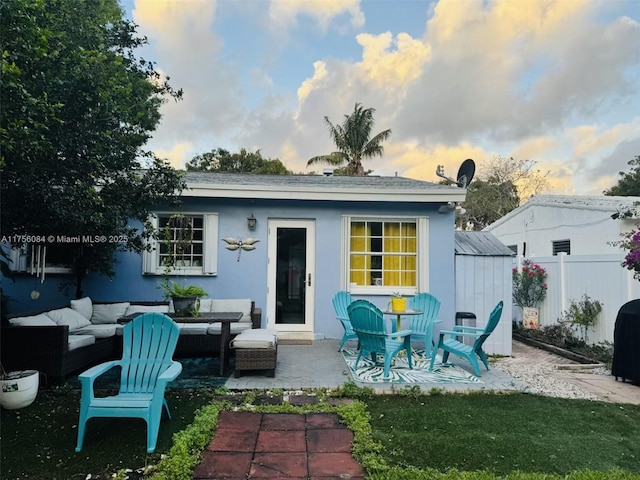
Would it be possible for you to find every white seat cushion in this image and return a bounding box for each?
[91,303,131,324]
[47,308,92,331]
[209,299,252,322]
[236,328,278,337]
[75,324,117,338]
[68,334,96,351]
[176,323,209,335]
[206,323,253,335]
[230,330,277,349]
[8,313,57,327]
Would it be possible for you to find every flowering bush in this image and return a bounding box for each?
[620,227,640,279]
[512,259,548,307]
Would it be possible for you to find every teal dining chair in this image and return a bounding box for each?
[75,313,182,453]
[429,301,503,377]
[333,291,359,351]
[407,293,441,358]
[347,299,412,379]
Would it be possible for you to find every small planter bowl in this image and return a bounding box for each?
[0,370,39,410]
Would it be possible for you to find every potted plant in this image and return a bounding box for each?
[512,259,548,328]
[159,279,208,316]
[0,365,39,410]
[389,292,407,312]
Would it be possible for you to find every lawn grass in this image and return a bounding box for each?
[0,386,219,480]
[1,386,639,479]
[366,391,640,476]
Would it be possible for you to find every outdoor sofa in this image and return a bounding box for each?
[1,297,261,384]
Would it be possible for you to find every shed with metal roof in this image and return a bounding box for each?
[454,231,513,355]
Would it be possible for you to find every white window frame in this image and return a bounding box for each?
[143,213,218,275]
[341,215,429,296]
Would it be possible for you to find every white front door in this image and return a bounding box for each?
[266,219,315,340]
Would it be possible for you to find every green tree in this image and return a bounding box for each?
[604,155,640,196]
[186,148,291,174]
[456,156,549,230]
[457,179,520,230]
[0,0,186,299]
[307,103,391,176]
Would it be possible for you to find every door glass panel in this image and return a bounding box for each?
[275,227,306,325]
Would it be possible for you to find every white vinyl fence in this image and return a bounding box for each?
[515,253,640,344]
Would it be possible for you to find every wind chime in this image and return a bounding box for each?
[30,244,47,299]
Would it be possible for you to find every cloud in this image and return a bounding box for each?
[268,0,365,31]
[355,32,431,90]
[154,142,194,169]
[131,0,639,196]
[132,0,243,157]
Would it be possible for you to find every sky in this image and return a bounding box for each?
[122,0,640,195]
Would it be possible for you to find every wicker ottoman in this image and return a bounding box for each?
[231,329,278,378]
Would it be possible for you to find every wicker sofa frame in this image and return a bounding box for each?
[2,300,262,384]
[234,345,278,377]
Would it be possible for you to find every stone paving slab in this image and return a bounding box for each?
[193,412,364,480]
[223,338,638,404]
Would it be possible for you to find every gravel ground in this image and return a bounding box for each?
[491,356,609,401]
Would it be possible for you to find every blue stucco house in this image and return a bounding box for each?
[5,172,467,342]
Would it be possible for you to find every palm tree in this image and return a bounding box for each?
[307,103,391,176]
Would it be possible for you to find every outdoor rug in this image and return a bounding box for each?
[341,348,482,384]
[63,357,230,390]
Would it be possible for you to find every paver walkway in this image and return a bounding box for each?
[193,411,364,479]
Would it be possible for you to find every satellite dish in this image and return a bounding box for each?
[435,158,475,188]
[456,159,475,188]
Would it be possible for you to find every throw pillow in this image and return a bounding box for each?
[125,304,170,315]
[91,302,131,324]
[70,296,93,321]
[46,308,92,331]
[210,299,252,322]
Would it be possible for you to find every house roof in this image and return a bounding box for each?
[485,194,640,231]
[182,171,467,203]
[455,231,514,256]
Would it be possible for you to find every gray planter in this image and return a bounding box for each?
[172,296,200,316]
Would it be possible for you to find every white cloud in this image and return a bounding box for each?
[154,142,194,169]
[268,0,365,31]
[133,0,639,194]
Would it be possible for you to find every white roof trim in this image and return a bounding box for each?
[184,182,467,203]
[485,194,640,231]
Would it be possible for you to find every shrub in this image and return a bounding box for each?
[563,295,603,342]
[513,259,548,307]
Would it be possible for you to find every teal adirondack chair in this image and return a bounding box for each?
[429,301,503,377]
[347,299,412,379]
[75,313,182,453]
[333,291,359,351]
[392,293,441,358]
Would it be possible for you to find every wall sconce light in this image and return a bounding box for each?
[247,214,257,231]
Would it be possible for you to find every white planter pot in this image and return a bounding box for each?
[523,307,540,329]
[0,370,39,410]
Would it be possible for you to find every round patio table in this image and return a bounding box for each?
[382,309,422,337]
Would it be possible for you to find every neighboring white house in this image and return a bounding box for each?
[484,195,640,257]
[484,195,640,345]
